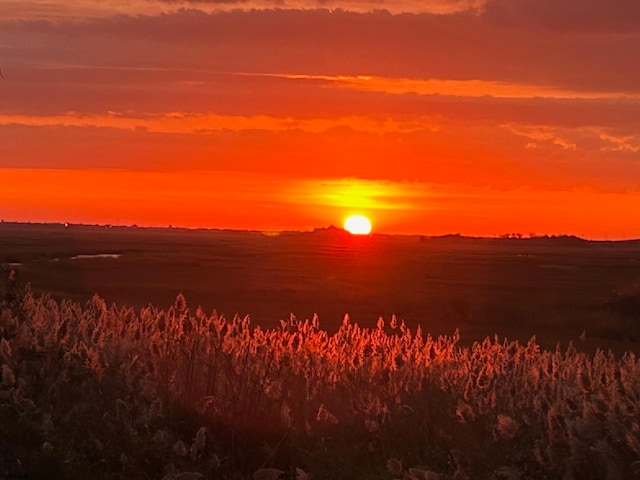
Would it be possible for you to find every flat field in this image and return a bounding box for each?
[3,222,640,480]
[2,222,639,353]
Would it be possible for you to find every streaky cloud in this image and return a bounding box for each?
[232,72,640,100]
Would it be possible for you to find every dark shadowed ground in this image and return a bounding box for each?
[1,222,639,353]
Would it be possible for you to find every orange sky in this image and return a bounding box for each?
[1,1,639,238]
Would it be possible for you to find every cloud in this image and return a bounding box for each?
[0,0,486,20]
[507,126,579,150]
[242,72,639,100]
[0,111,434,135]
[288,178,437,211]
[596,130,640,153]
[7,0,639,28]
[506,124,640,154]
[482,0,640,32]
[158,0,249,3]
[2,5,639,201]
[3,8,639,95]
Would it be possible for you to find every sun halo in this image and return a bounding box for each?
[344,214,372,235]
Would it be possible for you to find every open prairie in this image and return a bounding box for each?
[2,222,639,353]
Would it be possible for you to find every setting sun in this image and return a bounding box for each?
[344,215,372,235]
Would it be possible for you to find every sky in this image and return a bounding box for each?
[1,0,639,238]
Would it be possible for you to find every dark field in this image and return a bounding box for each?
[3,222,640,480]
[2,221,640,352]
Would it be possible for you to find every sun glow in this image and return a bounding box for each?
[344,215,372,235]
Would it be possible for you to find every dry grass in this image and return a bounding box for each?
[1,288,639,479]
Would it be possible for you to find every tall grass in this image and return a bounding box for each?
[1,288,639,479]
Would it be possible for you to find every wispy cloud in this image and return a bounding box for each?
[506,124,640,154]
[236,72,640,100]
[287,178,437,211]
[596,130,640,153]
[0,0,485,20]
[0,111,436,135]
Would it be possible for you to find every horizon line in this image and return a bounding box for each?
[1,219,639,243]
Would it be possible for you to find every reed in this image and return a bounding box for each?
[0,288,638,479]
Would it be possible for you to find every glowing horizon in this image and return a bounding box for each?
[0,168,639,240]
[1,2,639,239]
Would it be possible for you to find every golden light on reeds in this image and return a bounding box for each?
[3,289,640,478]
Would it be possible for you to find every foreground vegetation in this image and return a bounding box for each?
[1,289,639,479]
